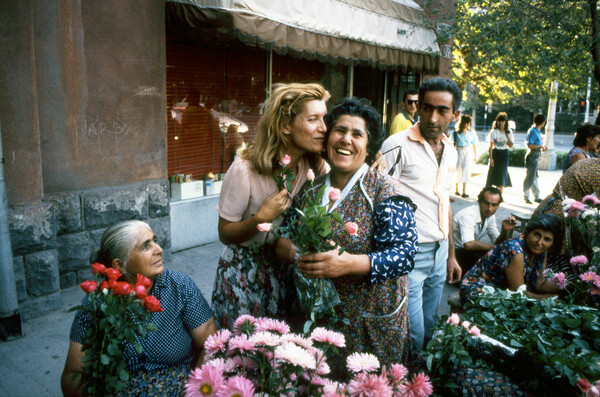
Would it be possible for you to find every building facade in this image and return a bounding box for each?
[0,0,453,322]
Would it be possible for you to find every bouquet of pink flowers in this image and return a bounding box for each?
[548,195,600,306]
[71,263,163,396]
[184,315,433,396]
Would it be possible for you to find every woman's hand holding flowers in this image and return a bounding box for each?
[255,189,291,223]
[297,243,370,279]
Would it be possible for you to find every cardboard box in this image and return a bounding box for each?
[170,181,204,200]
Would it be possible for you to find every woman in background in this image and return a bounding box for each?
[460,214,563,304]
[485,112,514,193]
[453,114,477,198]
[562,123,600,172]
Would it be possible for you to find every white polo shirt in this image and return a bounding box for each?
[453,204,500,249]
[381,123,457,243]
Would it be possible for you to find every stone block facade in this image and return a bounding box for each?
[7,179,171,320]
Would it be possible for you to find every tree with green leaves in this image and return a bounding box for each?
[453,0,596,109]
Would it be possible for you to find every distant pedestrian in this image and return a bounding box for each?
[523,113,547,204]
[389,88,419,135]
[452,114,477,198]
[485,112,513,193]
[562,123,600,172]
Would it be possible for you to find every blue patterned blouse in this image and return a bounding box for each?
[70,269,213,372]
[460,235,545,303]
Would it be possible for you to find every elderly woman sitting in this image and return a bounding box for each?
[460,214,563,304]
[278,98,418,367]
[61,220,217,396]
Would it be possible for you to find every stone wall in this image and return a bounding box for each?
[8,179,171,320]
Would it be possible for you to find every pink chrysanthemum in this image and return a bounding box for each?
[388,363,408,382]
[347,372,393,397]
[461,321,471,329]
[570,255,589,266]
[311,327,346,347]
[233,314,257,336]
[217,375,255,397]
[398,372,434,397]
[204,329,232,355]
[580,271,599,282]
[185,365,224,397]
[274,342,316,369]
[571,201,587,211]
[347,352,380,373]
[582,195,600,206]
[469,326,481,337]
[227,334,256,354]
[323,380,346,395]
[281,333,314,349]
[256,317,290,335]
[231,355,258,370]
[249,331,280,347]
[203,357,236,373]
[552,272,568,289]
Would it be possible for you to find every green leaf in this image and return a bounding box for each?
[119,369,130,382]
[135,343,143,354]
[100,354,110,365]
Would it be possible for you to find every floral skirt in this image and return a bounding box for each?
[114,363,189,397]
[210,244,292,329]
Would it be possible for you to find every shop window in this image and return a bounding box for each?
[166,41,265,181]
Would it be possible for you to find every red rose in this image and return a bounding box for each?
[113,281,133,296]
[136,274,152,288]
[99,280,110,292]
[108,279,118,290]
[91,262,106,276]
[80,280,98,294]
[134,284,147,299]
[144,296,164,312]
[578,378,591,393]
[105,268,122,281]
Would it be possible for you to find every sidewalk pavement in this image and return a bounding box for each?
[0,163,563,396]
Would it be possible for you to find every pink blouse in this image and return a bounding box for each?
[216,157,328,247]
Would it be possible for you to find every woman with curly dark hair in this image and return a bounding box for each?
[485,112,513,192]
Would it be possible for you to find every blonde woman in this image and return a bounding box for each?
[211,83,331,329]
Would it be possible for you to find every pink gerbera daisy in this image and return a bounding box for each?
[387,363,408,382]
[204,329,232,356]
[281,332,314,349]
[185,365,224,397]
[570,255,589,266]
[249,331,280,347]
[274,342,316,369]
[399,372,434,397]
[203,357,236,373]
[347,352,380,373]
[311,327,346,348]
[233,314,257,335]
[580,271,598,282]
[347,373,393,397]
[256,317,290,335]
[552,272,568,289]
[227,334,256,354]
[582,195,600,206]
[218,375,255,397]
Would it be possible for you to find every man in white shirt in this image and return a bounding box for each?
[453,186,516,273]
[381,77,462,350]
